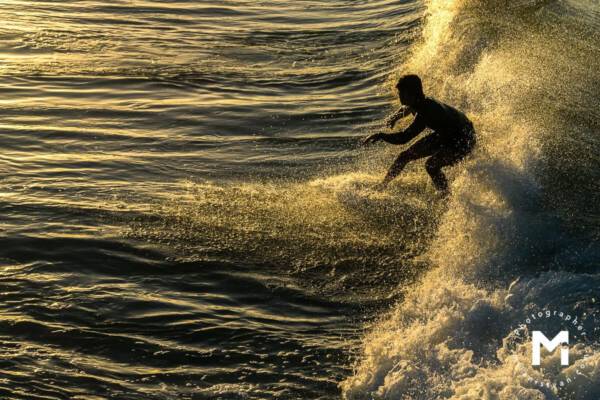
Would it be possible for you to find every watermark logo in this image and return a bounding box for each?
[532,330,569,366]
[511,308,595,395]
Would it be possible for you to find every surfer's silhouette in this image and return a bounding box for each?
[363,74,476,196]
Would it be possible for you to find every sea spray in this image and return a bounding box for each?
[341,0,600,398]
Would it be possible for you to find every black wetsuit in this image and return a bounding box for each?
[381,97,476,192]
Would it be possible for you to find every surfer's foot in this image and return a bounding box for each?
[436,188,450,199]
[372,182,388,191]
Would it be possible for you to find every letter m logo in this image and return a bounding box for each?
[532,331,569,366]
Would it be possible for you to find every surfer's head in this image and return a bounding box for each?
[396,74,425,107]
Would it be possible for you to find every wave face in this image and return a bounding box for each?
[341,0,600,398]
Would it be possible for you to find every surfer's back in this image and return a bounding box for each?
[415,97,472,136]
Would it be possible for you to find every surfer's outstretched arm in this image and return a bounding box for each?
[363,113,425,146]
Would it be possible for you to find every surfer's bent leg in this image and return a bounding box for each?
[424,155,451,193]
[381,134,439,187]
[425,131,475,194]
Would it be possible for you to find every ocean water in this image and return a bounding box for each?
[0,0,599,399]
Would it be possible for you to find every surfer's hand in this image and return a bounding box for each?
[385,107,409,128]
[362,133,383,146]
[385,116,398,129]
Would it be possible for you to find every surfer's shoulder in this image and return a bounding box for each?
[419,96,438,109]
[424,96,444,107]
[415,96,439,115]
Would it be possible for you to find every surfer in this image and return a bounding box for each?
[363,74,476,195]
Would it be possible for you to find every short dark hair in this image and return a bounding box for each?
[396,74,424,98]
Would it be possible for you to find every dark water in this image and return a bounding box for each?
[1,0,599,399]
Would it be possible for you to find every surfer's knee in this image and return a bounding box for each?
[392,151,411,167]
[425,157,441,175]
[398,147,422,163]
